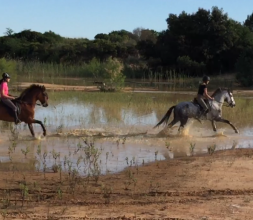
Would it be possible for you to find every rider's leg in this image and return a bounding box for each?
[196,96,208,117]
[2,99,21,124]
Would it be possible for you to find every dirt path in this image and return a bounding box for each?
[0,148,253,219]
[12,82,253,96]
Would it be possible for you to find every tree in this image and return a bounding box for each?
[236,48,253,86]
[244,12,253,32]
[133,27,143,40]
[4,28,14,36]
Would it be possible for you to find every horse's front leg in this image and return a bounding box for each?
[211,120,217,132]
[28,124,35,137]
[215,118,239,134]
[31,119,47,136]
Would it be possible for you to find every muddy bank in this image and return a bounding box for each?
[12,82,149,92]
[0,148,253,219]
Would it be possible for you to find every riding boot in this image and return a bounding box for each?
[202,109,209,118]
[204,109,209,117]
[13,110,21,124]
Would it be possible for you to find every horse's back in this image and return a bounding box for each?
[174,101,199,118]
[175,101,197,109]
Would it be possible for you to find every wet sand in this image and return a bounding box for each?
[0,148,253,219]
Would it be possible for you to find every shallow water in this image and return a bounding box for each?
[0,91,253,175]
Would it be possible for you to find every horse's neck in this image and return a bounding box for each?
[213,91,225,104]
[21,90,38,104]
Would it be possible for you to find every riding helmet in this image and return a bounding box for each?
[202,75,210,82]
[2,72,10,79]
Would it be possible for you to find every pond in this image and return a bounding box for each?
[0,90,253,175]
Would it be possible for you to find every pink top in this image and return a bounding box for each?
[0,82,9,98]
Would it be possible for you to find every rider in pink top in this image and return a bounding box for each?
[0,81,9,98]
[0,73,21,124]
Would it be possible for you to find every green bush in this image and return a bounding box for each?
[177,56,206,76]
[103,57,125,90]
[0,58,17,81]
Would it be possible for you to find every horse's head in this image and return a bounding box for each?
[37,85,48,107]
[19,84,49,107]
[224,89,235,107]
[212,88,235,107]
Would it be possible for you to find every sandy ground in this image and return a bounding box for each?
[0,148,253,219]
[12,82,138,92]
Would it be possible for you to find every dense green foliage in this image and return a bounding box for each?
[1,7,253,85]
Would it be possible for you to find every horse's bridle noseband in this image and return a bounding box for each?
[40,92,48,107]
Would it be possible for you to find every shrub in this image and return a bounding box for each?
[0,58,17,79]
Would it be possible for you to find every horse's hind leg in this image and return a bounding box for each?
[167,119,179,129]
[178,118,188,134]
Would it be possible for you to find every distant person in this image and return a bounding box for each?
[196,75,214,118]
[0,72,21,124]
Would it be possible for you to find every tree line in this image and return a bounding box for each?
[1,7,253,86]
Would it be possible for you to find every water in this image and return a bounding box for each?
[0,90,253,175]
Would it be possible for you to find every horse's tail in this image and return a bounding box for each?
[154,106,175,128]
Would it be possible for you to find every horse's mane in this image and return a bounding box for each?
[211,87,228,97]
[18,84,46,100]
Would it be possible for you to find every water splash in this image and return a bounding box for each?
[212,131,227,138]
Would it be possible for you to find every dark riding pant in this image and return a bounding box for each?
[196,95,208,112]
[1,98,17,112]
[2,98,21,124]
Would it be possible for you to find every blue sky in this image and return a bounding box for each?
[1,0,252,39]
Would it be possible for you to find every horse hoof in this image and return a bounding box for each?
[235,130,239,134]
[43,132,46,136]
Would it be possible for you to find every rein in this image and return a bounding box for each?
[15,100,42,106]
[211,100,230,107]
[24,102,42,106]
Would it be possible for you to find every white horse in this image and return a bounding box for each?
[154,88,239,134]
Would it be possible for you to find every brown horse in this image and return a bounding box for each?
[0,84,49,137]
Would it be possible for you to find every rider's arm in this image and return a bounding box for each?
[204,88,214,100]
[7,93,15,98]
